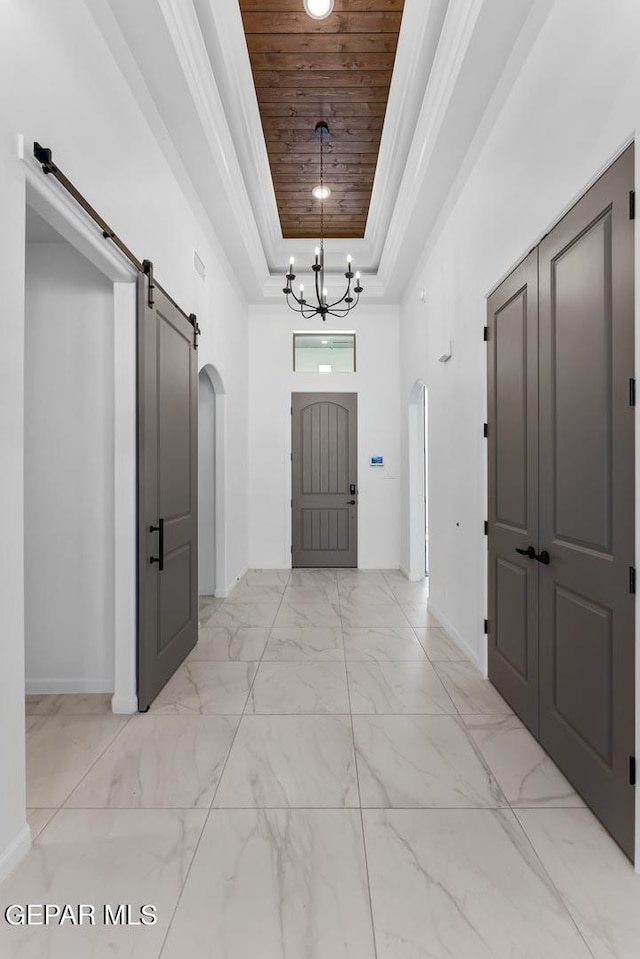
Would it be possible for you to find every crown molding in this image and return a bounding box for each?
[156,0,270,288]
[191,0,282,259]
[376,0,485,291]
[365,0,449,259]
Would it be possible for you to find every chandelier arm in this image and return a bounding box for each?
[326,278,354,309]
[328,290,361,317]
[286,291,305,309]
[326,280,352,310]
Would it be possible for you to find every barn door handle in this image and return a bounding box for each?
[150,518,164,571]
[535,550,550,565]
[515,546,536,559]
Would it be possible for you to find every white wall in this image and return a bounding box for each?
[25,241,115,693]
[0,0,248,880]
[248,306,401,571]
[398,0,640,855]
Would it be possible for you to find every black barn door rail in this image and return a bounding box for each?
[33,141,196,331]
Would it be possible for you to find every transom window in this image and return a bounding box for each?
[293,333,356,373]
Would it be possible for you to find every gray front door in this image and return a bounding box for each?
[138,275,198,710]
[538,144,635,859]
[487,144,635,859]
[292,392,358,568]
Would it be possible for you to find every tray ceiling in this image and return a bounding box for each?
[238,0,405,239]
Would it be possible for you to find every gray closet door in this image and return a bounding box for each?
[292,392,358,568]
[538,144,635,858]
[487,250,539,734]
[138,275,198,710]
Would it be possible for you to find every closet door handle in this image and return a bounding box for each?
[515,546,536,559]
[535,550,550,566]
[150,518,164,571]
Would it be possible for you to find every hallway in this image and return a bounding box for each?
[2,569,639,957]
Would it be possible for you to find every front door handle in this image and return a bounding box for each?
[515,546,536,559]
[535,550,550,565]
[346,500,356,505]
[150,518,164,571]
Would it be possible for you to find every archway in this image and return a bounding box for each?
[198,364,227,597]
[407,379,429,582]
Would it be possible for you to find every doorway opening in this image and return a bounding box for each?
[199,368,216,595]
[22,191,138,837]
[408,379,429,583]
[25,208,116,699]
[423,384,429,577]
[198,364,227,597]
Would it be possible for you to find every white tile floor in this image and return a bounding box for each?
[3,568,640,957]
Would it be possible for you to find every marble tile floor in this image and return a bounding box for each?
[4,568,639,958]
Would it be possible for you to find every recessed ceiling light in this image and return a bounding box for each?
[321,339,328,345]
[303,0,335,20]
[312,185,331,200]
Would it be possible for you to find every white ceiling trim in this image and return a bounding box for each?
[156,0,271,288]
[376,0,484,289]
[365,0,449,259]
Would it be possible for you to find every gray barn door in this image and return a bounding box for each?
[538,144,635,858]
[487,250,539,734]
[292,392,357,568]
[138,274,198,710]
[488,144,635,859]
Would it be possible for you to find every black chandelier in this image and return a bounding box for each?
[282,120,363,321]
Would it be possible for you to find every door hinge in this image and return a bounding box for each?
[290,452,293,461]
[484,520,489,536]
[629,567,636,595]
[483,619,489,634]
[142,259,155,308]
[290,544,293,553]
[630,378,636,407]
[483,326,489,341]
[190,314,200,349]
[630,756,636,786]
[483,423,488,439]
[629,190,636,220]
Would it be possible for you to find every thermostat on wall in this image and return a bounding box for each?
[370,456,384,467]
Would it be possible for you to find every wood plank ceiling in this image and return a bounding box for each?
[238,0,405,239]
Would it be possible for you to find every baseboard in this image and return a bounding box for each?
[0,824,31,883]
[426,602,483,671]
[25,679,114,694]
[222,566,249,599]
[399,564,412,580]
[111,694,138,714]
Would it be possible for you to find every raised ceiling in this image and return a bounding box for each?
[238,0,405,239]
